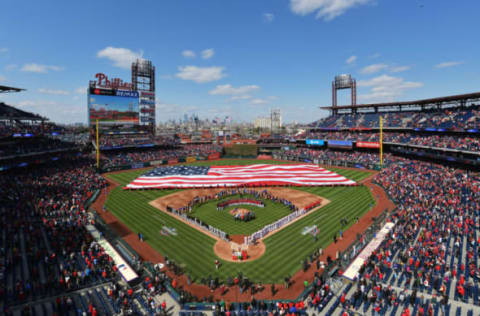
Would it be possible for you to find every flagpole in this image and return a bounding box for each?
[379,116,383,169]
[96,119,100,169]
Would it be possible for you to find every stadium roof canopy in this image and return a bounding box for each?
[321,91,480,115]
[0,85,26,93]
[0,102,45,121]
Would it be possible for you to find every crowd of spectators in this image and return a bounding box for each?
[101,144,222,168]
[283,148,389,167]
[337,157,480,315]
[305,131,480,152]
[1,156,106,309]
[0,122,64,138]
[0,138,77,158]
[60,133,90,146]
[0,156,186,315]
[98,135,171,148]
[0,122,90,159]
[280,149,480,315]
[311,106,480,130]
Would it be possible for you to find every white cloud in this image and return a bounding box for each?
[75,87,87,94]
[182,50,196,58]
[264,13,275,22]
[209,84,260,96]
[38,88,69,95]
[250,98,269,105]
[230,95,252,101]
[390,65,410,73]
[0,48,7,53]
[201,48,215,59]
[346,55,357,64]
[0,75,5,82]
[435,61,463,69]
[358,75,421,88]
[358,74,423,102]
[176,65,225,83]
[210,84,262,102]
[290,0,372,21]
[360,63,388,74]
[369,53,381,59]
[21,63,64,73]
[97,46,143,69]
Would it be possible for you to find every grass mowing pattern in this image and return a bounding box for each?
[105,159,374,283]
[190,194,293,235]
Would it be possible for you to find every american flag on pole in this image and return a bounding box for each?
[125,164,356,189]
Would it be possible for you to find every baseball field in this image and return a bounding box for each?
[104,159,374,284]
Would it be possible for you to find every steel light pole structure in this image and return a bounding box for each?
[332,74,357,108]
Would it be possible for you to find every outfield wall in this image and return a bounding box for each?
[223,144,258,157]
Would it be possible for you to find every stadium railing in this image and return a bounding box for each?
[84,189,101,210]
[90,209,142,272]
[337,210,391,270]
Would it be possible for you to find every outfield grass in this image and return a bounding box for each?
[190,194,293,235]
[105,159,374,283]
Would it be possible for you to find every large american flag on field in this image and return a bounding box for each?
[125,164,356,189]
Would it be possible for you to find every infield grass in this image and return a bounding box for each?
[104,159,374,284]
[190,194,294,235]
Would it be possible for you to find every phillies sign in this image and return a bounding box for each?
[93,73,133,90]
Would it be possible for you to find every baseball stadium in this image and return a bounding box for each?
[1,2,480,316]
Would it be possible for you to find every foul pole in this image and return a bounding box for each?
[96,119,100,169]
[379,116,383,168]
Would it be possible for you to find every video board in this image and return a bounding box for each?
[88,87,139,125]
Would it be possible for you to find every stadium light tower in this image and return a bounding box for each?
[332,74,356,107]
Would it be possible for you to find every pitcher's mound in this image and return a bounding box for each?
[214,237,266,262]
[229,208,251,217]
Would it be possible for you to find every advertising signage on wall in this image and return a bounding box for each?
[90,87,115,96]
[356,141,380,149]
[89,87,138,98]
[327,140,353,149]
[139,99,155,105]
[306,139,325,146]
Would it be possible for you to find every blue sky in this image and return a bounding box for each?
[0,0,479,124]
